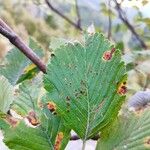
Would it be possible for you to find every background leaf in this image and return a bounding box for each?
[3,116,70,150]
[96,109,150,150]
[0,76,13,114]
[3,78,71,150]
[0,38,43,85]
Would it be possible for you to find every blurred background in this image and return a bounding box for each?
[1,0,150,95]
[0,0,150,149]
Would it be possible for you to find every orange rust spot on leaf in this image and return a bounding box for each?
[102,48,115,61]
[54,132,64,150]
[47,101,57,114]
[144,136,150,148]
[103,51,112,60]
[27,111,39,126]
[117,82,127,95]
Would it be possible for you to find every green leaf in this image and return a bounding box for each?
[44,33,126,140]
[0,76,13,113]
[16,65,39,84]
[116,41,124,51]
[8,78,70,150]
[12,79,41,116]
[3,115,70,150]
[0,119,10,130]
[0,38,43,85]
[96,109,150,150]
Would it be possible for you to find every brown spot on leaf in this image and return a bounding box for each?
[66,96,71,112]
[6,115,18,127]
[144,136,150,148]
[117,82,127,95]
[27,111,39,126]
[51,53,55,57]
[102,48,115,61]
[103,51,112,60]
[47,101,57,114]
[54,132,64,150]
[123,81,126,85]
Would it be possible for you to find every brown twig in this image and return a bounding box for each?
[75,0,81,29]
[0,19,46,73]
[114,0,147,49]
[45,0,82,31]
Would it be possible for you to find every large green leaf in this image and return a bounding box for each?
[3,113,70,150]
[44,33,126,140]
[0,38,43,85]
[4,79,70,150]
[96,109,150,150]
[0,76,13,114]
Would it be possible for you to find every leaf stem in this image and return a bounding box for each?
[82,140,86,150]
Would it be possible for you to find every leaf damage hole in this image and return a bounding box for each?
[47,101,57,115]
[54,132,64,150]
[102,48,115,61]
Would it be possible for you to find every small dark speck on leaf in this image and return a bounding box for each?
[51,53,55,57]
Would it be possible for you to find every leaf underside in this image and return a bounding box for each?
[96,109,150,150]
[44,32,126,140]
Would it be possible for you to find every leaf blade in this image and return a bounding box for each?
[44,32,126,139]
